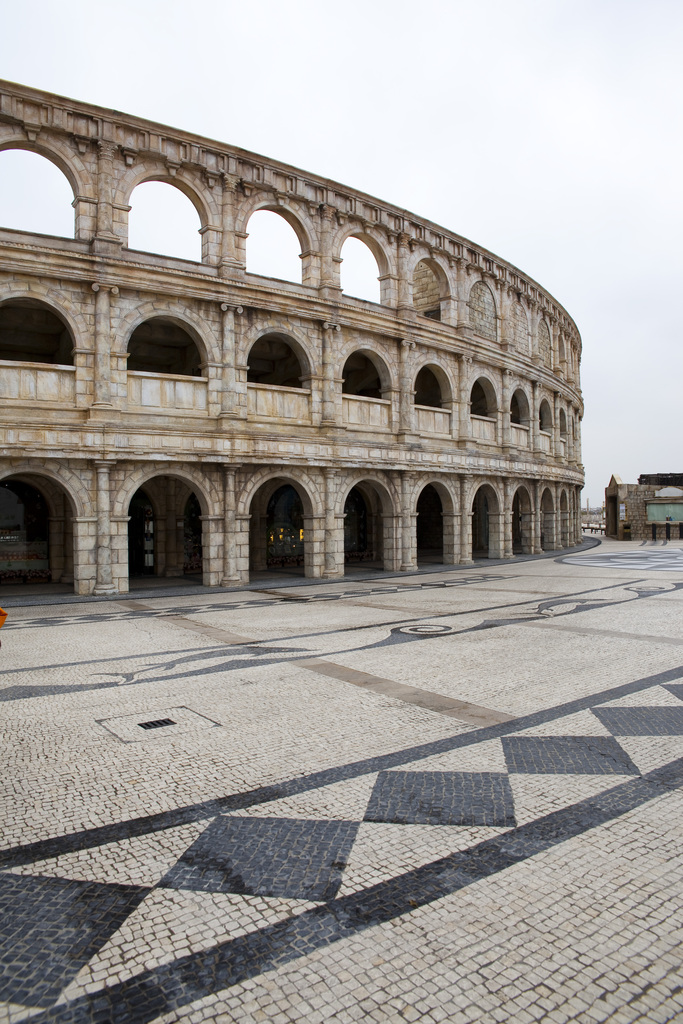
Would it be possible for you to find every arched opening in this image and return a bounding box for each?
[0,300,74,365]
[127,318,203,376]
[539,399,553,433]
[127,478,204,585]
[412,260,441,321]
[0,475,75,591]
[247,480,311,578]
[416,485,444,564]
[344,487,371,565]
[541,487,556,551]
[472,484,501,559]
[245,209,302,284]
[470,378,496,418]
[0,149,74,238]
[510,388,530,426]
[342,352,383,398]
[340,237,381,303]
[559,408,568,437]
[247,334,305,388]
[512,486,533,554]
[128,181,202,262]
[414,367,442,408]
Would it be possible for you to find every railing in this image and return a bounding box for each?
[538,430,552,453]
[558,437,567,458]
[510,423,530,448]
[0,360,76,403]
[415,405,451,435]
[470,414,497,441]
[342,394,391,430]
[127,371,208,412]
[247,382,311,422]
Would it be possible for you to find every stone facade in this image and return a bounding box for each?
[0,80,584,595]
[606,474,683,541]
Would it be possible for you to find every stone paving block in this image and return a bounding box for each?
[502,736,641,775]
[364,771,516,826]
[592,706,683,735]
[160,816,359,900]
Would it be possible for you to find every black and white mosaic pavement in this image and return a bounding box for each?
[2,542,683,1023]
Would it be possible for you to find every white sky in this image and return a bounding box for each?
[1,0,681,507]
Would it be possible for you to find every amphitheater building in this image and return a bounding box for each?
[0,81,584,595]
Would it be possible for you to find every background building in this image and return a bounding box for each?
[0,81,584,595]
[605,474,683,541]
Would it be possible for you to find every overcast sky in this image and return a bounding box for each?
[1,0,681,507]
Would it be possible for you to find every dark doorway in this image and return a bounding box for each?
[472,489,490,557]
[128,488,154,576]
[266,485,304,568]
[0,480,50,583]
[344,487,369,562]
[416,485,443,563]
[183,493,202,574]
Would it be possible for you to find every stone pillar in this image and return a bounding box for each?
[458,355,472,447]
[91,284,117,408]
[221,465,242,585]
[323,468,343,578]
[531,381,541,453]
[501,370,512,450]
[397,232,413,313]
[442,511,459,565]
[321,322,341,427]
[400,472,417,571]
[303,513,325,578]
[398,339,416,438]
[200,515,223,586]
[553,391,561,458]
[459,476,473,564]
[503,478,514,559]
[72,515,97,595]
[455,258,470,329]
[533,481,542,554]
[164,478,183,577]
[219,174,243,278]
[93,460,117,595]
[319,204,342,300]
[92,141,122,254]
[219,303,243,421]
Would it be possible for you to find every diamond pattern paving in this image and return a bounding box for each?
[593,706,683,735]
[364,771,516,826]
[502,735,641,775]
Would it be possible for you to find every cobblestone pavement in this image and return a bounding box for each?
[2,537,683,1024]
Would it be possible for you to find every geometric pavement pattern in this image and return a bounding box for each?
[3,676,683,1018]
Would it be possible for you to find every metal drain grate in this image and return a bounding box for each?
[138,718,176,731]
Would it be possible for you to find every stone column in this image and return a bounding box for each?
[458,355,471,447]
[459,476,473,564]
[397,232,413,313]
[503,478,514,559]
[91,284,117,408]
[321,322,340,427]
[92,141,122,253]
[400,472,417,571]
[533,481,542,554]
[455,258,470,329]
[501,370,512,450]
[164,479,182,576]
[531,381,541,453]
[93,460,116,595]
[221,465,242,585]
[553,391,561,458]
[219,303,243,420]
[323,468,343,578]
[398,339,416,438]
[319,204,342,300]
[219,174,243,278]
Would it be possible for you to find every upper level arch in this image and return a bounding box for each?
[0,297,75,365]
[246,331,311,388]
[341,347,393,398]
[117,163,216,231]
[127,316,204,376]
[413,364,451,408]
[127,180,203,262]
[468,280,497,342]
[117,301,218,366]
[510,387,530,426]
[243,208,305,284]
[0,130,91,203]
[538,398,553,433]
[537,318,552,368]
[469,375,498,418]
[236,195,316,257]
[0,146,76,239]
[410,256,451,321]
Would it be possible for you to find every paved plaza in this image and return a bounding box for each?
[2,538,683,1024]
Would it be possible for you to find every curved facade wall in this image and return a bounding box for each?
[0,81,584,594]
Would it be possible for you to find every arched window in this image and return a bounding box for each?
[510,388,530,426]
[511,302,529,353]
[128,181,202,261]
[414,367,442,408]
[470,378,496,418]
[247,335,304,388]
[539,399,553,433]
[0,149,74,238]
[342,352,382,398]
[413,261,441,321]
[538,319,552,368]
[0,300,73,365]
[469,282,497,341]
[127,318,202,375]
[340,237,381,303]
[245,209,302,283]
[559,408,568,437]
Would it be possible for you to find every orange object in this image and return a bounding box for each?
[0,608,6,629]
